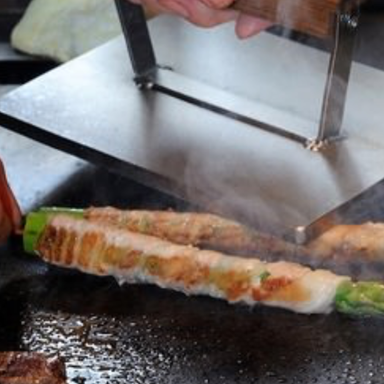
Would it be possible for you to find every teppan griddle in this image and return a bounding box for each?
[1,14,384,384]
[1,167,384,384]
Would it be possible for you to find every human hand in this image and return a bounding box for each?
[128,0,273,39]
[0,159,21,243]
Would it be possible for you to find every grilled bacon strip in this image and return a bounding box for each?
[23,209,384,316]
[35,207,384,280]
[39,207,384,265]
[84,207,304,259]
[84,208,384,279]
[308,223,384,262]
[0,352,66,384]
[29,214,348,314]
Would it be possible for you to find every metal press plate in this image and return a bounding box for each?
[1,16,384,237]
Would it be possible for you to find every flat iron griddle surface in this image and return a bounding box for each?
[1,169,384,384]
[1,251,384,384]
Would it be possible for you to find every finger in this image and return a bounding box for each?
[235,14,273,39]
[158,0,190,18]
[185,2,237,27]
[158,0,237,27]
[128,0,169,15]
[0,160,22,231]
[200,0,234,10]
[131,0,191,19]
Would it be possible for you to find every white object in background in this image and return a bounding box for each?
[11,0,121,62]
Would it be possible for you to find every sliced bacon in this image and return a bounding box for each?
[84,207,303,259]
[308,223,384,262]
[36,215,348,314]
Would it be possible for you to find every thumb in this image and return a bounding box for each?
[235,14,272,38]
[200,0,234,9]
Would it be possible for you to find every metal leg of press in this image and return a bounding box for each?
[114,0,359,152]
[114,0,157,85]
[312,9,359,148]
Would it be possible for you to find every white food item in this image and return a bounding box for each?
[37,215,351,315]
[265,262,348,314]
[11,0,121,62]
[309,222,384,261]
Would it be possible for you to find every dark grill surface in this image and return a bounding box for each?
[0,169,384,384]
[1,259,384,384]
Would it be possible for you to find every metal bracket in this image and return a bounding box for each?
[314,7,360,146]
[114,0,359,149]
[114,0,156,84]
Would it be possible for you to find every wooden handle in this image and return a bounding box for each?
[232,0,362,38]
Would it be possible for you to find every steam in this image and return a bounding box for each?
[182,148,306,238]
[181,142,384,281]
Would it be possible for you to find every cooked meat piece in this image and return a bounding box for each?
[34,215,348,314]
[41,207,384,280]
[84,207,304,259]
[0,352,66,384]
[309,223,384,262]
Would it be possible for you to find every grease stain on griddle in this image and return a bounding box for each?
[21,309,174,383]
